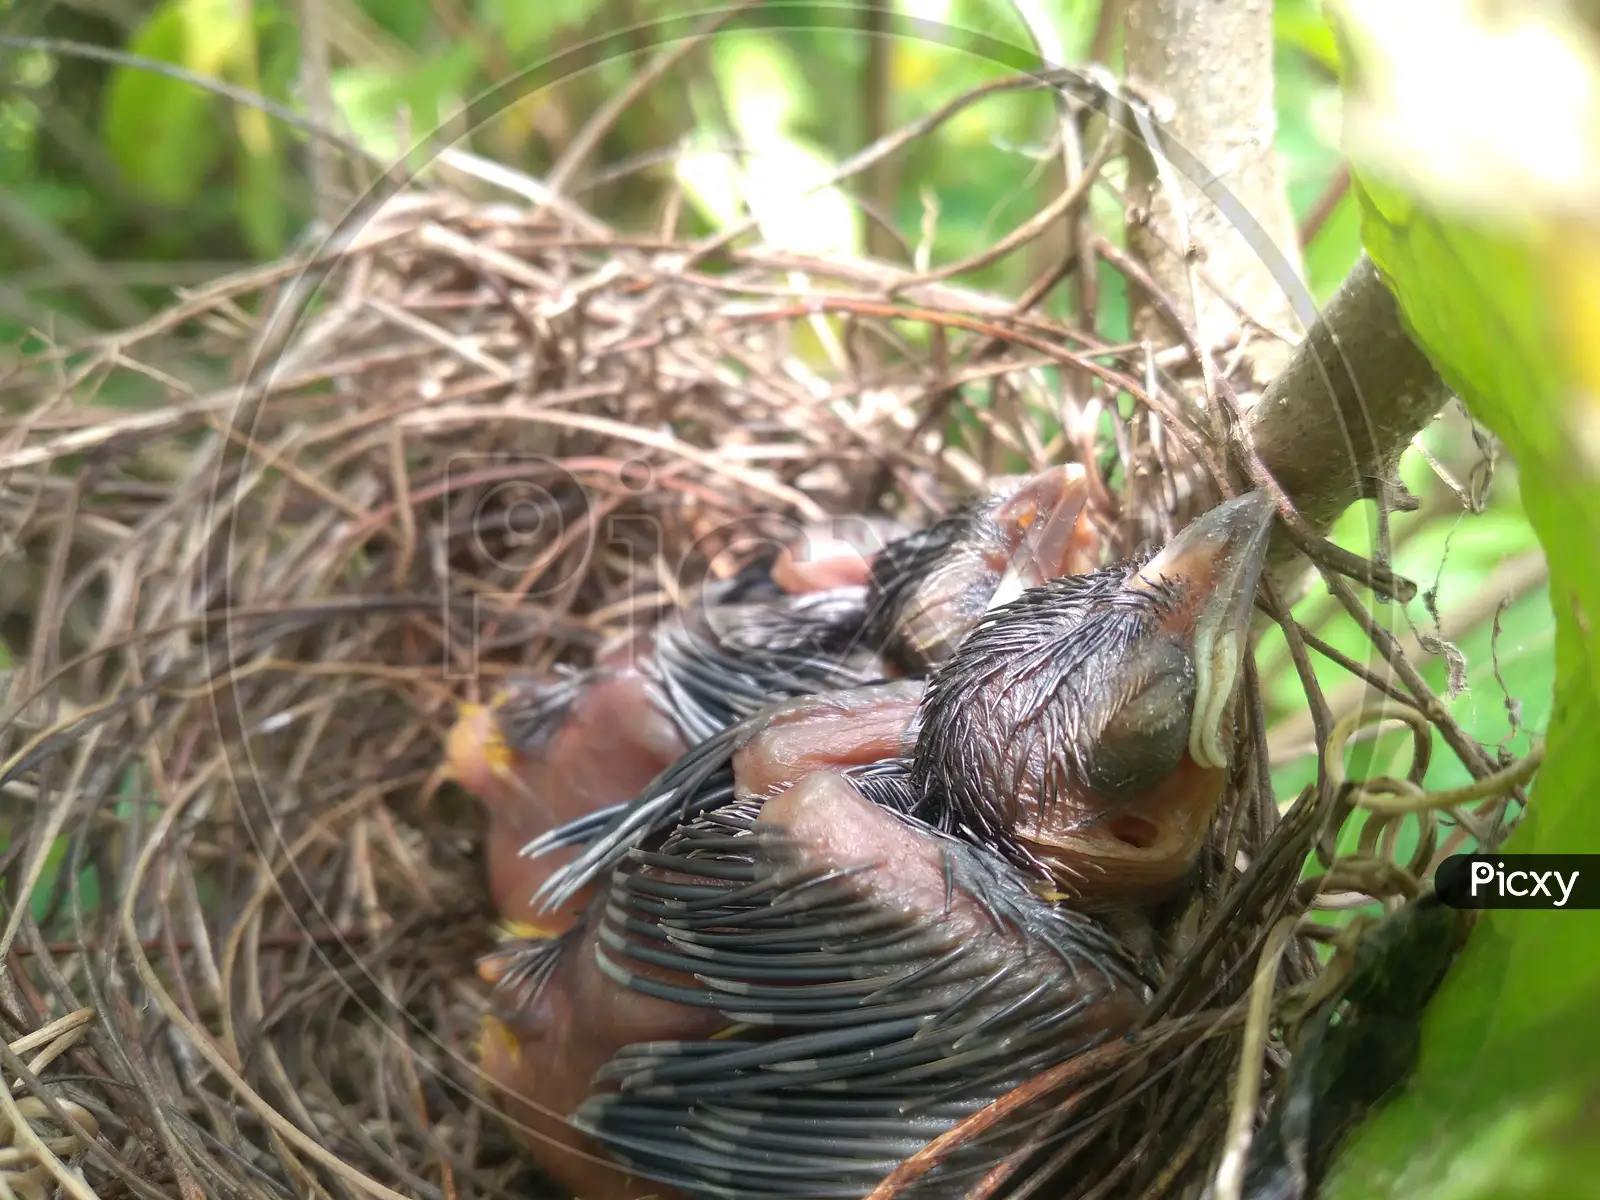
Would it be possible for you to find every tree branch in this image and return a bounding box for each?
[1119,0,1452,589]
[1250,253,1453,582]
[1124,0,1306,386]
[1120,256,1454,599]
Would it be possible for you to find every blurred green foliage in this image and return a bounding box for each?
[1,0,1358,330]
[1316,1,1600,1195]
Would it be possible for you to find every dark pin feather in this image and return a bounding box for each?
[526,681,919,914]
[568,799,1154,1200]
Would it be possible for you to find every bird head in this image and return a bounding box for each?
[869,463,1100,674]
[909,490,1275,906]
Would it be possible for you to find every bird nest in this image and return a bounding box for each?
[0,149,1523,1200]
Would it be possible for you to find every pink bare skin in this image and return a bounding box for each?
[1017,493,1272,907]
[769,518,904,593]
[473,689,922,1200]
[450,472,1104,931]
[478,884,721,1200]
[450,659,687,937]
[468,493,1282,1200]
[730,681,925,799]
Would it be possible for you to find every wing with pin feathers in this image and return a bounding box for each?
[569,777,1155,1200]
[490,669,593,758]
[524,681,928,916]
[633,474,1090,751]
[645,585,883,747]
[863,502,995,676]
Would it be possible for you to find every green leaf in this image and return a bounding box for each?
[330,44,481,164]
[101,0,250,206]
[676,35,859,257]
[360,0,437,43]
[475,0,599,56]
[235,13,301,258]
[225,8,284,259]
[1318,2,1600,1196]
[102,4,218,204]
[1303,191,1362,302]
[235,131,286,259]
[10,179,95,226]
[1275,0,1344,77]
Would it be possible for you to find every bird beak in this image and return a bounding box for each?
[985,463,1094,610]
[447,700,517,799]
[1133,491,1275,770]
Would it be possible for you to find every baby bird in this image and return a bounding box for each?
[480,777,1152,1200]
[450,466,1098,931]
[481,492,1275,1200]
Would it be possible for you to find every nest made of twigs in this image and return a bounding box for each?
[0,145,1523,1200]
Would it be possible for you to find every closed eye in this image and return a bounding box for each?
[1083,655,1195,799]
